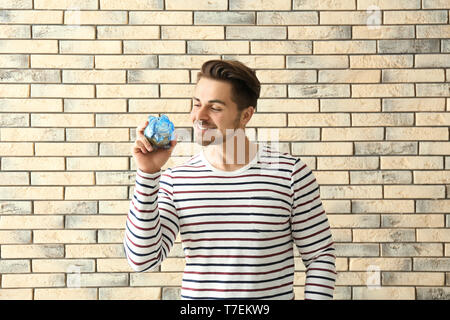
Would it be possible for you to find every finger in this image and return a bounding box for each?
[136,120,149,135]
[135,140,148,154]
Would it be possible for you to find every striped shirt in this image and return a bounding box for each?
[124,144,337,300]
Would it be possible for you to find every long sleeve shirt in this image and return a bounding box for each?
[124,144,337,300]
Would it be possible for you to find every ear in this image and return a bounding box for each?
[240,106,255,127]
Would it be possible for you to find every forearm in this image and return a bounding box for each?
[124,168,165,272]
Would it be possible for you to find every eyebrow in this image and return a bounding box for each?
[193,97,227,106]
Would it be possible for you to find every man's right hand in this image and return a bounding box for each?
[132,120,177,174]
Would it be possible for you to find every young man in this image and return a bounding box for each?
[124,59,337,300]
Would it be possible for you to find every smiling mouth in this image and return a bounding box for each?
[194,121,216,131]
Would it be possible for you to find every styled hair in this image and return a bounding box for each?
[197,59,261,112]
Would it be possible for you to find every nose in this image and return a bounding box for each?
[192,104,210,122]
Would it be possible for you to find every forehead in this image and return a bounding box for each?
[194,77,233,101]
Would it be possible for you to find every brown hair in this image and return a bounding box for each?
[197,59,261,112]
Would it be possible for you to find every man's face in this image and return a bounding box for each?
[190,77,246,147]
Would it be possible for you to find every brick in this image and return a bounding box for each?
[129,70,189,84]
[187,40,249,54]
[0,55,28,68]
[288,113,350,127]
[0,143,33,156]
[384,185,445,199]
[322,128,384,141]
[287,55,348,69]
[414,258,450,271]
[0,0,32,8]
[67,157,128,171]
[31,172,94,185]
[292,142,353,155]
[99,287,161,300]
[294,0,355,10]
[320,185,382,199]
[423,0,450,8]
[417,229,450,242]
[230,0,291,10]
[33,25,95,39]
[1,244,64,258]
[0,231,31,244]
[2,157,64,171]
[350,170,411,185]
[318,157,379,170]
[357,0,420,9]
[257,11,317,25]
[356,113,414,126]
[353,287,415,300]
[35,143,97,156]
[251,41,311,54]
[383,69,444,82]
[65,186,128,200]
[289,84,350,98]
[381,156,443,170]
[355,142,417,155]
[31,55,93,69]
[65,99,126,113]
[335,243,379,257]
[354,229,415,242]
[0,69,60,84]
[68,273,128,287]
[320,69,379,83]
[63,70,126,84]
[387,127,449,141]
[64,10,127,25]
[96,55,157,69]
[353,200,414,213]
[96,258,129,272]
[60,40,121,54]
[124,40,185,54]
[195,11,254,26]
[417,84,450,97]
[35,288,97,300]
[417,25,450,38]
[2,274,65,288]
[130,11,191,25]
[417,200,450,214]
[420,142,450,155]
[0,84,28,97]
[354,25,414,39]
[321,99,379,112]
[0,10,63,24]
[128,99,191,113]
[0,98,62,112]
[97,26,159,39]
[96,171,135,185]
[416,54,450,68]
[221,55,284,69]
[0,113,29,127]
[66,128,129,142]
[99,142,133,156]
[0,25,30,38]
[383,98,445,112]
[257,70,316,84]
[247,113,286,127]
[96,84,158,98]
[0,40,57,53]
[257,99,318,113]
[33,230,96,244]
[319,11,370,25]
[382,214,444,228]
[98,230,123,243]
[350,258,412,271]
[163,26,224,40]
[34,0,98,9]
[328,215,379,228]
[415,171,450,184]
[289,26,350,39]
[379,39,440,53]
[226,26,285,40]
[31,113,94,127]
[33,200,97,214]
[352,84,414,97]
[0,201,32,214]
[385,10,448,24]
[351,55,413,68]
[314,40,375,54]
[0,289,32,299]
[99,201,129,214]
[130,272,183,286]
[417,288,450,300]
[166,0,227,10]
[383,243,442,257]
[0,172,26,186]
[100,0,163,9]
[258,128,320,141]
[65,244,125,258]
[65,214,126,229]
[32,84,94,98]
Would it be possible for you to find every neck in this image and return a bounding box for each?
[203,132,258,171]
